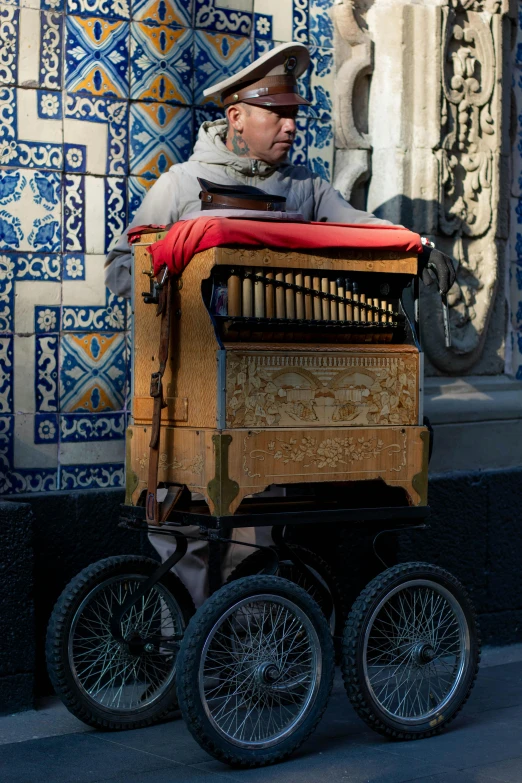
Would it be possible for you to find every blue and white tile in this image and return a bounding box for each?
[59,429,125,465]
[59,331,128,412]
[62,251,85,281]
[288,115,307,167]
[35,332,59,411]
[0,252,15,333]
[129,102,192,178]
[67,0,130,19]
[65,16,130,99]
[252,0,308,43]
[307,118,333,182]
[17,9,63,90]
[0,169,61,253]
[59,460,124,489]
[309,45,333,120]
[133,0,192,28]
[0,88,63,171]
[62,254,126,331]
[13,276,60,332]
[105,176,127,253]
[19,0,65,10]
[195,0,252,36]
[34,412,58,443]
[309,0,334,49]
[510,329,522,381]
[9,413,58,490]
[64,143,87,173]
[0,414,12,492]
[0,334,13,413]
[130,22,193,104]
[64,94,128,175]
[0,4,19,87]
[128,175,154,223]
[60,411,125,442]
[63,174,86,253]
[193,29,252,105]
[15,252,61,280]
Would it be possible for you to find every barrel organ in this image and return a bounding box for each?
[127,232,428,515]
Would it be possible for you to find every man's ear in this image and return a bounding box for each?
[226,104,245,134]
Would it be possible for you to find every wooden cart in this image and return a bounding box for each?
[46,227,480,769]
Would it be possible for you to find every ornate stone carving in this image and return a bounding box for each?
[332,0,373,201]
[423,0,508,372]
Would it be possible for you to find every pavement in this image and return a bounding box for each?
[3,645,522,783]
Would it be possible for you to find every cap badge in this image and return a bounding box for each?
[285,55,297,73]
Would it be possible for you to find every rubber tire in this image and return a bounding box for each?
[227,545,347,638]
[46,555,195,730]
[342,561,481,740]
[177,575,335,767]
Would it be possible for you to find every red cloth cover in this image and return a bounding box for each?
[144,217,422,277]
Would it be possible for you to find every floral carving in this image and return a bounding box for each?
[243,431,406,478]
[139,452,204,476]
[227,353,417,429]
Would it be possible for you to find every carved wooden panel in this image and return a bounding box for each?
[127,425,215,507]
[225,350,419,429]
[126,424,427,514]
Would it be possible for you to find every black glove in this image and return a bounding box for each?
[419,246,456,295]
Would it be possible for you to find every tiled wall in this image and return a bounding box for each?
[0,0,335,493]
[510,6,522,379]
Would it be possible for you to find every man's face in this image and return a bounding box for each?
[226,103,299,165]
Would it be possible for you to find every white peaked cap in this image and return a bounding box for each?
[202,41,310,107]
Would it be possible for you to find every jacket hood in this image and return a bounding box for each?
[189,119,279,179]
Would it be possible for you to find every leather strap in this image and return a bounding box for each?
[146,276,172,526]
[200,192,282,211]
[223,74,297,106]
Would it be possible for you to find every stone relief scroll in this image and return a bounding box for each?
[421,0,506,373]
[332,0,373,203]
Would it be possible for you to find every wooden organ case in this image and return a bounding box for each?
[126,231,429,516]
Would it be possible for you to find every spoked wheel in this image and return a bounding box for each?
[342,562,480,740]
[46,556,195,730]
[177,575,335,767]
[227,545,345,637]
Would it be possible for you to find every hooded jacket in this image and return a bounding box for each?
[105,119,390,299]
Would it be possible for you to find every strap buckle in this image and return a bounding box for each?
[150,372,162,398]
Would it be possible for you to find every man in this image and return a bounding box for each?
[106,42,454,605]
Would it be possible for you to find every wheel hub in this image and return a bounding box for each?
[413,642,436,665]
[256,662,281,685]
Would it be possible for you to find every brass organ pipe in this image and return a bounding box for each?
[254,269,265,317]
[337,278,345,321]
[388,303,393,323]
[275,271,285,318]
[295,272,305,319]
[228,269,241,317]
[304,274,313,319]
[359,292,366,323]
[345,279,353,320]
[329,279,338,321]
[242,268,253,317]
[381,300,387,323]
[265,271,275,317]
[321,277,330,320]
[285,270,295,319]
[313,276,322,320]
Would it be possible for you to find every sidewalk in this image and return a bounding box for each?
[2,646,522,783]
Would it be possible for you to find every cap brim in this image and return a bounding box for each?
[242,93,311,107]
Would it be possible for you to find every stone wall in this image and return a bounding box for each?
[333,0,517,376]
